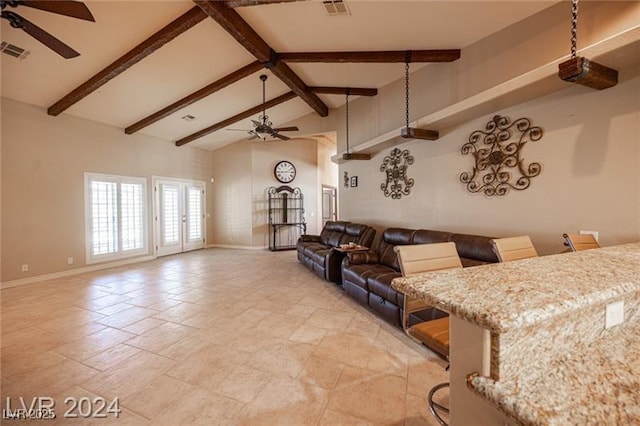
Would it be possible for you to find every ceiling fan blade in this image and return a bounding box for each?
[272,133,290,141]
[247,134,261,140]
[20,1,95,22]
[273,126,299,132]
[6,12,80,58]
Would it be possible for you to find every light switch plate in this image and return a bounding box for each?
[605,300,624,328]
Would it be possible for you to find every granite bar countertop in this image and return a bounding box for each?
[392,242,640,425]
[467,320,640,425]
[391,243,640,333]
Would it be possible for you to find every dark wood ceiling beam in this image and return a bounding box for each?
[194,0,271,61]
[279,50,461,63]
[269,61,328,116]
[193,0,328,117]
[310,87,378,96]
[47,6,207,116]
[225,0,302,7]
[175,91,296,146]
[125,61,263,134]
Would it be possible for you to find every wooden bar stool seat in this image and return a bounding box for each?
[395,242,463,426]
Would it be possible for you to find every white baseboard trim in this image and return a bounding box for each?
[205,244,267,250]
[1,255,156,290]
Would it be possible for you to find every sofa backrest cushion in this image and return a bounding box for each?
[320,221,349,246]
[449,233,499,263]
[339,223,368,245]
[346,224,376,248]
[376,228,416,270]
[413,229,452,244]
[345,223,367,237]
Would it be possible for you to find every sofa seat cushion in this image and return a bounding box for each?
[303,243,329,257]
[306,247,331,266]
[342,264,395,290]
[367,272,403,305]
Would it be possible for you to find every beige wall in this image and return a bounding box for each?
[251,138,319,246]
[329,1,640,151]
[3,1,637,280]
[1,98,214,282]
[340,76,640,254]
[208,136,336,248]
[315,0,640,255]
[209,140,254,247]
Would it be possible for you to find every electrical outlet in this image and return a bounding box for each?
[605,300,624,328]
[68,257,74,265]
[21,264,29,272]
[580,230,599,242]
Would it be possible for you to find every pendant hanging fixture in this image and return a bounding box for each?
[342,89,370,161]
[558,0,617,90]
[400,59,438,141]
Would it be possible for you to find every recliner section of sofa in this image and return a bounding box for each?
[297,221,376,283]
[342,227,499,326]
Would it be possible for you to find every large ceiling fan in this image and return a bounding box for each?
[230,74,299,141]
[0,0,95,59]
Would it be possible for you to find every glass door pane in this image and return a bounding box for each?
[183,184,204,251]
[157,182,183,257]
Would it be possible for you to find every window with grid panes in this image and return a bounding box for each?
[85,173,148,263]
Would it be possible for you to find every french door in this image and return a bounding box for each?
[154,178,205,257]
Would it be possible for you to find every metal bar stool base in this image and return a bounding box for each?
[428,382,450,426]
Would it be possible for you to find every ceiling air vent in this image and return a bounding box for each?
[323,0,350,16]
[1,42,30,60]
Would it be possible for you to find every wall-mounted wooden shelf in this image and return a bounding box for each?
[332,26,640,165]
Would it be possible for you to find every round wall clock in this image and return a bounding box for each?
[274,160,296,183]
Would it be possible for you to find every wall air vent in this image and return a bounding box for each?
[0,42,30,60]
[323,0,350,16]
[181,114,196,122]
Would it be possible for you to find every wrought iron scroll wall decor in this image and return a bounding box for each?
[460,115,543,197]
[380,148,414,199]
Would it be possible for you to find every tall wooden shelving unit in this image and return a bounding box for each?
[268,186,306,251]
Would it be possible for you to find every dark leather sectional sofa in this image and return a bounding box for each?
[341,228,499,327]
[297,221,376,283]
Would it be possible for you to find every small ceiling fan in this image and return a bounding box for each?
[1,0,95,59]
[230,74,299,141]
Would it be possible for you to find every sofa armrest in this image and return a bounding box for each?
[299,234,321,243]
[347,251,379,265]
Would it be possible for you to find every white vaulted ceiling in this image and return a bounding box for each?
[1,1,559,150]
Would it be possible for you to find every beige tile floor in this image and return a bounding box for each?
[1,248,448,425]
